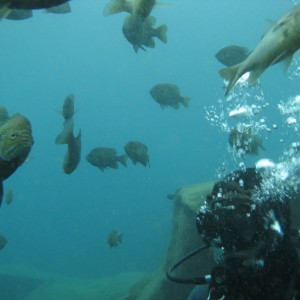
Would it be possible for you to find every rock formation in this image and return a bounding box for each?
[124,181,215,300]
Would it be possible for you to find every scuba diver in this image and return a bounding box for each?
[166,168,300,300]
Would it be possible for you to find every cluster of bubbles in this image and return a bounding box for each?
[207,57,300,201]
[255,97,300,203]
[278,95,300,132]
[205,73,268,131]
[255,56,300,203]
[254,152,300,203]
[205,74,273,178]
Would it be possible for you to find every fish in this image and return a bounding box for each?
[86,147,127,171]
[104,0,156,19]
[43,2,71,13]
[0,0,70,10]
[0,234,7,250]
[122,15,167,52]
[215,45,250,67]
[150,83,190,109]
[219,5,300,96]
[4,187,13,205]
[107,230,122,248]
[55,118,74,144]
[124,141,150,167]
[228,126,265,156]
[63,129,81,174]
[0,114,34,206]
[62,94,75,121]
[0,105,9,127]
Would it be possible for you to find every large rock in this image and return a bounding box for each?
[0,182,215,300]
[0,262,145,300]
[125,182,215,300]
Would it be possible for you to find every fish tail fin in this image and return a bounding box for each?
[219,64,242,96]
[156,24,168,43]
[181,96,190,108]
[118,154,128,167]
[103,0,132,16]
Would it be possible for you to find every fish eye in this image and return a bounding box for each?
[10,132,16,139]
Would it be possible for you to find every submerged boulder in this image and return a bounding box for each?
[124,182,215,300]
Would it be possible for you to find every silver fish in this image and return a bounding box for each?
[219,5,300,96]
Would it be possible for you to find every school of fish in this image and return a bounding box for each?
[0,1,299,251]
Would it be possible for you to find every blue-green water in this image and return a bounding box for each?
[0,0,299,285]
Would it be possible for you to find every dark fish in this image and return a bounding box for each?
[62,94,75,121]
[124,141,149,167]
[55,118,74,144]
[219,5,300,96]
[63,129,81,174]
[150,83,190,109]
[0,0,70,10]
[86,147,127,171]
[104,0,156,19]
[0,114,33,206]
[0,234,7,250]
[0,105,9,127]
[122,15,167,52]
[215,45,250,67]
[44,2,71,14]
[107,230,122,248]
[229,126,265,156]
[4,8,32,20]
